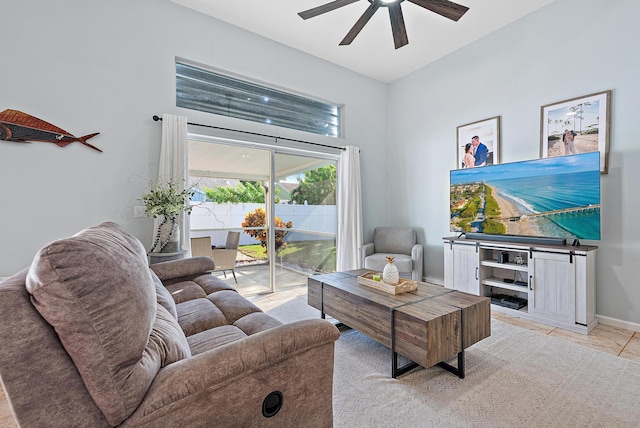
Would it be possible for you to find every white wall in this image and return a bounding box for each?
[0,0,388,275]
[3,0,637,326]
[388,0,640,324]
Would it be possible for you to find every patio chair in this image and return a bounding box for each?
[190,232,240,283]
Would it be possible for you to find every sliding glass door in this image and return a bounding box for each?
[272,153,337,290]
[188,137,338,295]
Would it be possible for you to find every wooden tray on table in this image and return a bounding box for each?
[357,272,418,295]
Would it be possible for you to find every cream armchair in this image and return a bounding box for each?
[191,232,240,283]
[361,227,423,281]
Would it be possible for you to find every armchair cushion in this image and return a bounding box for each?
[373,227,416,254]
[364,253,413,273]
[25,222,191,426]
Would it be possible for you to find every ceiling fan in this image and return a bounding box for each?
[298,0,469,49]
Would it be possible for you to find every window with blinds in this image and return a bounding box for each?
[176,61,342,138]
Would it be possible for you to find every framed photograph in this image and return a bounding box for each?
[456,116,500,169]
[540,90,611,173]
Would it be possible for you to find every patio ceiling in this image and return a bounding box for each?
[188,140,333,181]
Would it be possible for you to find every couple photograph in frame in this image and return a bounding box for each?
[456,116,500,169]
[540,90,611,174]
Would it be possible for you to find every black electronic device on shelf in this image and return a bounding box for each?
[490,294,527,310]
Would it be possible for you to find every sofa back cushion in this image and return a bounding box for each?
[26,222,190,426]
[152,269,179,319]
[373,227,416,255]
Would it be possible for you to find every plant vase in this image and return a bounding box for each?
[150,215,180,253]
[382,256,399,285]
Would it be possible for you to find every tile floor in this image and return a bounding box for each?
[250,284,640,363]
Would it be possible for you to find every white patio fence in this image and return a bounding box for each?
[189,202,336,247]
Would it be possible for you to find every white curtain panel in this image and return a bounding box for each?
[337,145,363,271]
[154,113,190,254]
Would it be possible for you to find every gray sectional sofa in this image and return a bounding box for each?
[0,222,339,427]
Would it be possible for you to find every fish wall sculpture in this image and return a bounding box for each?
[0,109,101,152]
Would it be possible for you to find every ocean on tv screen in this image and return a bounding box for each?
[450,152,601,241]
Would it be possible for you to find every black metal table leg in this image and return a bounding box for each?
[436,349,465,379]
[391,306,466,379]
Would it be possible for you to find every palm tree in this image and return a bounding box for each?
[568,101,591,132]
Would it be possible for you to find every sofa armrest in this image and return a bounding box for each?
[411,243,424,281]
[149,256,215,282]
[361,242,374,268]
[124,319,340,427]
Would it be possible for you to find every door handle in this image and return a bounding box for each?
[529,275,533,290]
[475,267,479,280]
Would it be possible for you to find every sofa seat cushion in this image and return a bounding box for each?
[164,274,235,304]
[207,290,263,324]
[194,274,237,295]
[176,298,229,336]
[186,325,249,355]
[233,312,283,336]
[25,222,191,426]
[364,253,413,274]
[164,281,208,303]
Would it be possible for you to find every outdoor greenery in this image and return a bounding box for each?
[241,207,292,253]
[279,239,336,273]
[238,245,267,260]
[239,240,336,273]
[140,181,193,218]
[290,165,336,205]
[204,181,267,203]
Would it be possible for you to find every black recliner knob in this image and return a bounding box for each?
[262,391,283,418]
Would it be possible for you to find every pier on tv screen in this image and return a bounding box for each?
[450,152,600,241]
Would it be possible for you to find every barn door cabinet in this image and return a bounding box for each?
[443,237,597,334]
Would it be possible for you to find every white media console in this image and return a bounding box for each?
[443,236,597,334]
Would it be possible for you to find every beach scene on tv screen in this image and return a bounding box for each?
[450,152,600,240]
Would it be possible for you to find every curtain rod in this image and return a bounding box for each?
[152,115,345,151]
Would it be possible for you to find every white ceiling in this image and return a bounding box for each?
[189,140,334,180]
[172,0,555,83]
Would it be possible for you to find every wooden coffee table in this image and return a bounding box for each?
[308,269,490,378]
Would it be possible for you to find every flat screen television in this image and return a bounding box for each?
[450,152,600,243]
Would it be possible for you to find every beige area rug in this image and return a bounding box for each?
[3,294,638,427]
[265,294,640,428]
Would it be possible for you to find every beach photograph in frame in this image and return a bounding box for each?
[456,116,500,169]
[450,152,601,241]
[540,90,611,173]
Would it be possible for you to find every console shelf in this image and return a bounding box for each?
[480,260,527,271]
[482,278,528,293]
[443,236,597,334]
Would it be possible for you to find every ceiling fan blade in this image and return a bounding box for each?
[298,0,360,20]
[388,3,409,49]
[340,1,380,46]
[408,0,469,22]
